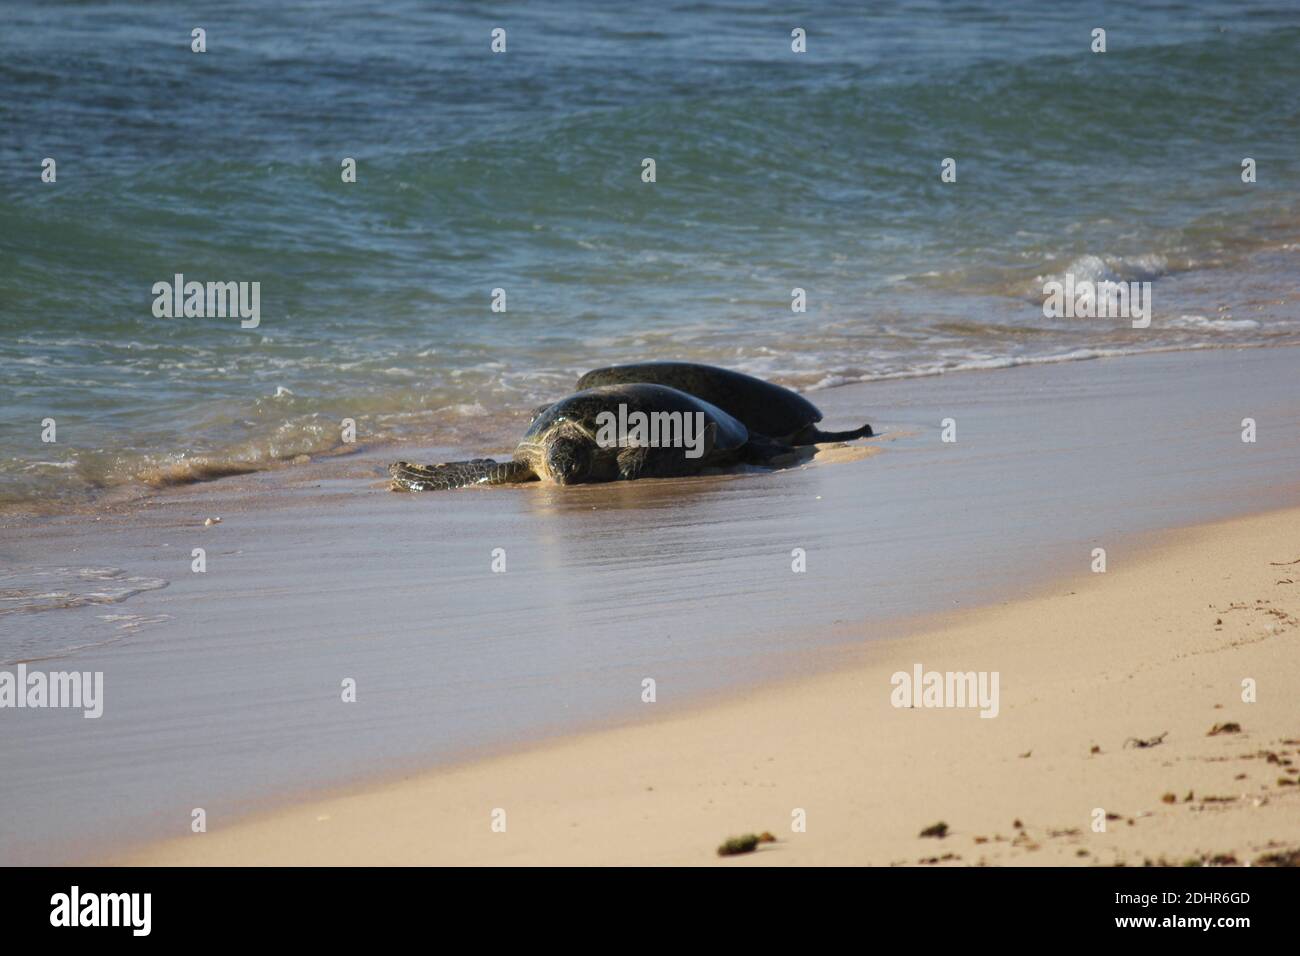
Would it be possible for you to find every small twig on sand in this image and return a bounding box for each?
[1124,732,1169,749]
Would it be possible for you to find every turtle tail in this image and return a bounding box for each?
[791,422,873,444]
[389,459,535,491]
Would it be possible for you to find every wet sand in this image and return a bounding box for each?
[1,345,1298,864]
[117,505,1300,866]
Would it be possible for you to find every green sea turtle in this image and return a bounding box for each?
[535,361,872,444]
[390,383,793,491]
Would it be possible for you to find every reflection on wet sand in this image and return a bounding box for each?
[519,441,879,516]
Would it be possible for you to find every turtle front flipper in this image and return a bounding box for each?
[389,458,536,491]
[615,422,723,480]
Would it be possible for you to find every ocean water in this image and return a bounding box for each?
[2,0,1298,509]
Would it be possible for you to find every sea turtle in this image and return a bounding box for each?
[533,361,872,445]
[389,383,794,491]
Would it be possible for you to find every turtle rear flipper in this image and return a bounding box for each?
[790,422,873,444]
[389,459,535,491]
[742,434,800,468]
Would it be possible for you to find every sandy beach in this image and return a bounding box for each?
[5,345,1296,866]
[115,503,1300,866]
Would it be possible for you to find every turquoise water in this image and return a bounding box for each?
[3,0,1298,508]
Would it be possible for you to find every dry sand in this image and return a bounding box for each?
[117,505,1300,866]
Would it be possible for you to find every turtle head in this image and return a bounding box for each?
[544,434,594,485]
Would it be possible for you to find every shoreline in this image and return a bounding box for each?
[0,340,1287,523]
[112,504,1300,866]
